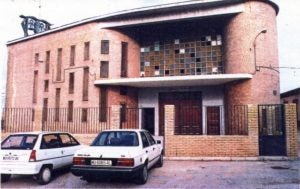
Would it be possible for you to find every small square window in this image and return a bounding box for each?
[206,36,211,41]
[120,87,128,95]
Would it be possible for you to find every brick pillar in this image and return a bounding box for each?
[33,107,43,131]
[247,105,259,156]
[164,105,175,157]
[110,105,121,130]
[284,104,298,158]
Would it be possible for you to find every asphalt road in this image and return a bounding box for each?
[1,159,300,189]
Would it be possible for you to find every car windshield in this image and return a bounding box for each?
[1,134,38,150]
[91,131,139,147]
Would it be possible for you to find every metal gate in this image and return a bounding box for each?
[258,105,286,156]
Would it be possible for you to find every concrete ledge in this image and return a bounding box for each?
[165,156,296,161]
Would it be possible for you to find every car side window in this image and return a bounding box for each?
[40,134,60,149]
[140,132,150,148]
[59,134,80,147]
[144,131,156,146]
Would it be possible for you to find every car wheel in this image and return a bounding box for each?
[1,174,11,183]
[37,166,52,185]
[156,154,163,167]
[136,164,148,185]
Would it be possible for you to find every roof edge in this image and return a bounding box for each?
[6,0,279,45]
[280,87,300,98]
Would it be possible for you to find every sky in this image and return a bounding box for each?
[0,0,299,107]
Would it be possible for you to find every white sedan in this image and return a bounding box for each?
[71,129,164,184]
[0,131,84,185]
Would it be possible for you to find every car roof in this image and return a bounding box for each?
[101,129,147,132]
[9,131,71,135]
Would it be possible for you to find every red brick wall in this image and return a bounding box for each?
[224,1,280,106]
[164,105,259,157]
[6,25,140,109]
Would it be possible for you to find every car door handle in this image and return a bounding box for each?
[153,147,156,150]
[145,150,148,153]
[61,150,64,154]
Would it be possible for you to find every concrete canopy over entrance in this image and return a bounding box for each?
[94,74,252,88]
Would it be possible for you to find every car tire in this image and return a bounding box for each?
[37,166,52,185]
[135,164,148,185]
[156,154,163,167]
[1,174,11,183]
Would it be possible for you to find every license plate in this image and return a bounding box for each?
[91,160,112,166]
[3,156,19,161]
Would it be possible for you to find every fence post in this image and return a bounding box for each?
[33,107,43,131]
[164,105,175,157]
[247,104,259,156]
[110,105,121,130]
[284,104,298,158]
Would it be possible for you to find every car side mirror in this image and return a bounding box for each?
[156,140,161,144]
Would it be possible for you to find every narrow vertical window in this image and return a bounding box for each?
[101,40,109,54]
[121,42,128,77]
[100,61,109,78]
[70,45,75,66]
[32,71,38,103]
[35,53,39,64]
[82,108,88,122]
[55,88,61,121]
[99,87,107,122]
[68,101,73,122]
[69,72,74,94]
[44,80,49,92]
[45,51,50,73]
[42,98,48,122]
[120,103,127,123]
[82,67,89,101]
[56,48,62,81]
[84,42,90,60]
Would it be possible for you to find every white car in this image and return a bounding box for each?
[71,129,163,184]
[0,131,84,185]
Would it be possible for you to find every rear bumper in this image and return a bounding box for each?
[0,162,41,175]
[71,164,144,178]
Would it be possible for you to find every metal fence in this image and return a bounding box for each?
[175,106,202,135]
[42,107,110,134]
[1,105,249,135]
[174,105,248,135]
[120,107,139,129]
[225,105,248,135]
[258,104,284,136]
[1,108,34,132]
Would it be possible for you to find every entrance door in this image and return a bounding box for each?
[206,106,220,135]
[159,92,202,136]
[142,108,155,135]
[258,105,286,156]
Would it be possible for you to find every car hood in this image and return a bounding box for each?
[74,146,141,159]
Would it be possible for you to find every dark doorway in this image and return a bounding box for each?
[258,105,286,156]
[207,106,220,135]
[142,108,155,135]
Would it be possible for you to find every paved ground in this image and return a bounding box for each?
[2,160,299,189]
[2,131,300,188]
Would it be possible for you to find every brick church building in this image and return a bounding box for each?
[4,0,298,158]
